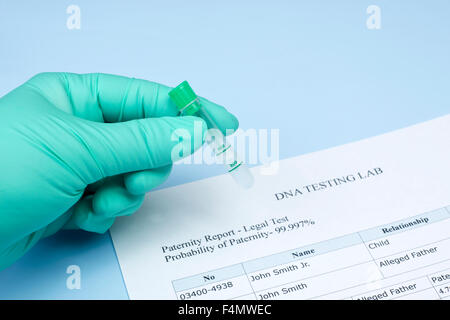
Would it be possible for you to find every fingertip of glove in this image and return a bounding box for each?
[92,185,144,217]
[125,166,172,195]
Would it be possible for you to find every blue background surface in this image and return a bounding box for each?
[0,0,449,299]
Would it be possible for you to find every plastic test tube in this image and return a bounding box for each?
[168,81,254,189]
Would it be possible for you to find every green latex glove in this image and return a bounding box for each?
[0,72,238,270]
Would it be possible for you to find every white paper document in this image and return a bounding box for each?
[110,115,450,300]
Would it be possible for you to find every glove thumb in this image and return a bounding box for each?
[73,116,207,182]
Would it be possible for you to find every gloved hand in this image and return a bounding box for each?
[0,73,238,270]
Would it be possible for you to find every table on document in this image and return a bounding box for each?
[172,206,450,300]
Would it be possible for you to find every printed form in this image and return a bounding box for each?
[110,115,450,300]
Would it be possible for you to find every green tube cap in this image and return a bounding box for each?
[168,81,201,116]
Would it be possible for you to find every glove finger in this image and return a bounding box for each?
[92,177,145,218]
[52,73,239,133]
[86,175,122,193]
[124,165,172,195]
[64,195,115,233]
[197,97,239,135]
[73,115,206,182]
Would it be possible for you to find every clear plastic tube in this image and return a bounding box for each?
[169,81,254,189]
[196,107,254,189]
